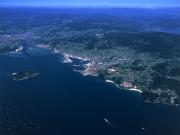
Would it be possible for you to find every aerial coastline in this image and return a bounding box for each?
[1,7,180,106]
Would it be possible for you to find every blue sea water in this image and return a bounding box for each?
[0,47,180,135]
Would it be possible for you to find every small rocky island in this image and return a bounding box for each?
[12,71,39,81]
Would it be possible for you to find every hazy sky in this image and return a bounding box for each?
[1,0,180,7]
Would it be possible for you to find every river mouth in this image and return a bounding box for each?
[0,48,180,135]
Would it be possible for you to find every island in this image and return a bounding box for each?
[12,72,39,81]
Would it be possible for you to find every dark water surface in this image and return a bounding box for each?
[0,51,180,135]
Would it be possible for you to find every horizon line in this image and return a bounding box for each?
[0,2,180,9]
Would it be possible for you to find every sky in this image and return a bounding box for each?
[0,0,180,7]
